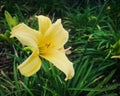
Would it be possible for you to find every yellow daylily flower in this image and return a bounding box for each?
[10,15,74,80]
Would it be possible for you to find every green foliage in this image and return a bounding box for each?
[0,0,120,96]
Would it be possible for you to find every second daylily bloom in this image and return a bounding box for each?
[10,15,74,80]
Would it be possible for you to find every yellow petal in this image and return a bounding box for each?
[111,56,120,59]
[18,50,41,77]
[36,15,51,34]
[45,19,68,49]
[10,23,40,48]
[41,50,74,80]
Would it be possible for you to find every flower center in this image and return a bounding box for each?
[39,41,53,55]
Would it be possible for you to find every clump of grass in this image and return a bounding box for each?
[0,0,120,96]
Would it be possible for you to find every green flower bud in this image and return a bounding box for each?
[4,11,18,30]
[111,40,120,55]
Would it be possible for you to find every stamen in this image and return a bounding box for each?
[65,46,72,55]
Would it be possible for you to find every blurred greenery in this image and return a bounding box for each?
[0,0,120,96]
